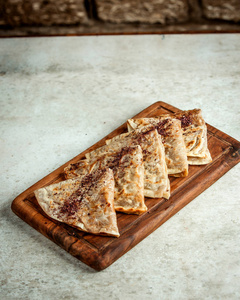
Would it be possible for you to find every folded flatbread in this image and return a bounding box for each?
[65,146,146,215]
[127,117,188,177]
[90,126,170,199]
[34,168,119,237]
[167,109,212,165]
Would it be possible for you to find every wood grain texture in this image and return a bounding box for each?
[11,101,240,271]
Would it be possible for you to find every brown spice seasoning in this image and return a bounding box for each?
[155,119,169,137]
[59,199,79,216]
[58,169,106,218]
[108,147,133,169]
[179,115,192,128]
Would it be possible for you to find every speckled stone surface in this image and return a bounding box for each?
[202,0,240,22]
[95,0,188,24]
[3,0,88,26]
[0,34,240,300]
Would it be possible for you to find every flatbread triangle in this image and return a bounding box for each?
[164,109,212,165]
[127,117,188,177]
[100,126,170,199]
[34,168,119,237]
[65,145,147,215]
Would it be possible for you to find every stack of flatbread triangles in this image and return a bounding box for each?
[34,108,212,237]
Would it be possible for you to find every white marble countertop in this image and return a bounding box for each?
[0,34,240,300]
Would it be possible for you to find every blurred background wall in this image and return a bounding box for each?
[0,0,240,36]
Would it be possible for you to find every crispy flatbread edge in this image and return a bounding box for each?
[64,170,82,180]
[34,178,120,238]
[144,189,170,199]
[144,176,170,199]
[169,169,188,177]
[164,177,171,199]
[183,126,208,158]
[115,206,147,215]
[85,152,91,160]
[127,120,137,132]
[113,189,148,214]
[64,159,89,180]
[188,148,212,165]
[144,189,161,198]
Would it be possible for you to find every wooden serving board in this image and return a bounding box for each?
[11,102,240,271]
